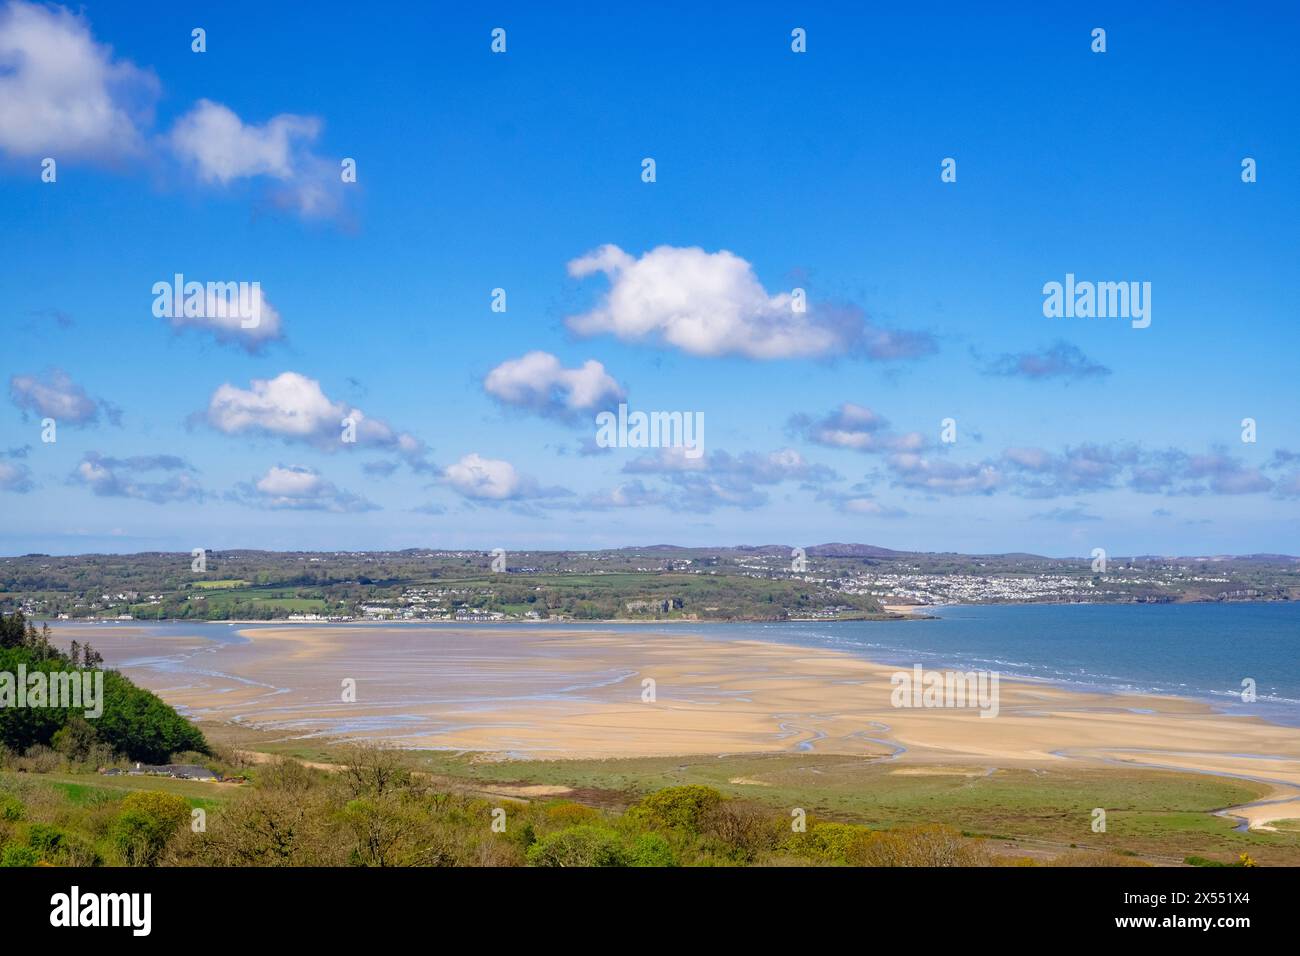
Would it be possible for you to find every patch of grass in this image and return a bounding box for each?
[7,771,232,808]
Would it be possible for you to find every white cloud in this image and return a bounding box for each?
[0,0,158,159]
[624,446,835,485]
[789,403,926,453]
[443,453,524,500]
[233,464,376,513]
[169,99,340,217]
[442,453,569,504]
[565,244,935,361]
[170,99,316,183]
[9,368,117,425]
[72,452,203,503]
[204,371,423,456]
[483,351,624,420]
[161,283,283,351]
[887,452,1003,495]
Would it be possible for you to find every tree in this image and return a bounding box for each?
[51,717,100,762]
[0,611,26,649]
[339,742,411,797]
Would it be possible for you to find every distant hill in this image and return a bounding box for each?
[805,543,913,558]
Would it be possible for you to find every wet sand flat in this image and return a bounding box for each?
[56,623,1300,826]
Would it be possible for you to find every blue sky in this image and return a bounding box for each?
[1,1,1297,557]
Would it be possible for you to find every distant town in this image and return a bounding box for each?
[2,545,1297,624]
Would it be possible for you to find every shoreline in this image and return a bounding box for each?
[48,610,1300,731]
[46,592,1294,628]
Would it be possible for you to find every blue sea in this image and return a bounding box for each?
[53,602,1300,727]
[712,602,1300,727]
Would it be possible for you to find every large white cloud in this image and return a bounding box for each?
[565,244,935,361]
[483,351,624,420]
[204,371,423,456]
[0,0,158,159]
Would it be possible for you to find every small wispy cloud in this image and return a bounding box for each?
[981,341,1110,381]
[71,452,203,504]
[9,368,120,426]
[169,99,345,218]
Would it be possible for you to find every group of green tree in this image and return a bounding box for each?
[0,611,207,765]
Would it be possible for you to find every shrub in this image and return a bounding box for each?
[792,821,867,864]
[0,794,23,822]
[113,791,192,866]
[526,826,627,867]
[626,832,676,867]
[180,787,345,867]
[1046,849,1150,867]
[543,801,600,827]
[255,757,325,794]
[847,824,989,867]
[702,800,780,862]
[17,745,61,774]
[636,785,724,834]
[0,844,38,867]
[27,823,64,857]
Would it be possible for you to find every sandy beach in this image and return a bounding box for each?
[56,623,1300,828]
